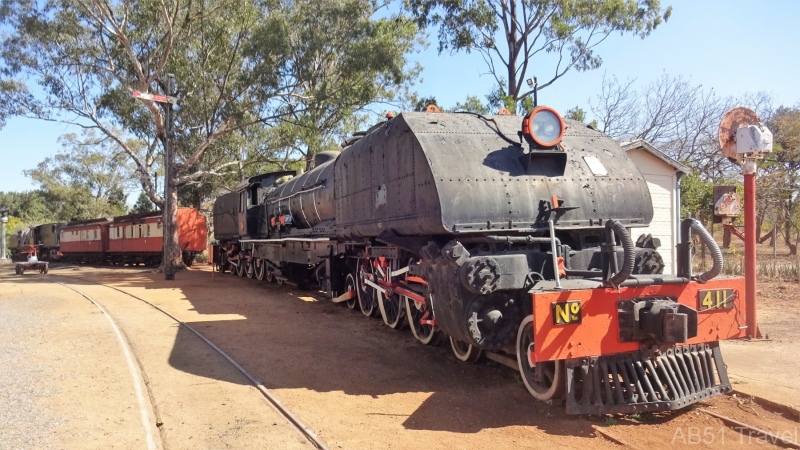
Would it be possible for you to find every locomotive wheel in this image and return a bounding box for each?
[357,265,378,318]
[449,336,483,363]
[405,296,441,345]
[358,285,377,317]
[254,259,266,280]
[236,260,245,277]
[378,291,406,329]
[245,260,255,278]
[516,315,565,401]
[344,273,358,309]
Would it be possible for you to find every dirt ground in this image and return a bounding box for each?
[2,263,799,449]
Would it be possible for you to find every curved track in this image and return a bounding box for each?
[49,274,330,450]
[54,282,162,450]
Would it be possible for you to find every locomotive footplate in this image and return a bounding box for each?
[564,342,731,415]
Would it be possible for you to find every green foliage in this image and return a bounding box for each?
[485,82,517,112]
[413,96,439,112]
[0,191,52,223]
[132,191,156,214]
[408,0,671,109]
[2,215,24,256]
[0,0,422,268]
[680,173,713,223]
[23,130,133,221]
[565,105,599,128]
[450,95,489,114]
[761,107,800,254]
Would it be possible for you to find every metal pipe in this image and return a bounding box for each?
[675,172,685,276]
[548,219,561,289]
[694,219,723,282]
[681,218,723,283]
[605,220,635,288]
[619,276,692,287]
[459,235,557,245]
[744,161,758,338]
[564,269,602,277]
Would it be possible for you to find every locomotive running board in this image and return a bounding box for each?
[564,342,732,415]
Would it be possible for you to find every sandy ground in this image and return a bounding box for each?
[2,263,799,449]
[0,268,313,449]
[721,279,800,408]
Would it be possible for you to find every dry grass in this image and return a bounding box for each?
[691,230,800,281]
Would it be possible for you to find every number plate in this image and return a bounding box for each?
[698,289,735,311]
[552,300,582,325]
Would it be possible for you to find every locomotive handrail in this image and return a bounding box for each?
[459,235,558,245]
[266,184,325,204]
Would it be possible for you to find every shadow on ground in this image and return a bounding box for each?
[11,264,692,439]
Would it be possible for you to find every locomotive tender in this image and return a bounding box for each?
[213,106,746,414]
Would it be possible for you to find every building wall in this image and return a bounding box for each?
[627,149,678,275]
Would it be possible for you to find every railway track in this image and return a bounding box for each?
[48,274,330,450]
[28,266,799,449]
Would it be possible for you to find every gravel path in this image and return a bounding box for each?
[0,292,61,450]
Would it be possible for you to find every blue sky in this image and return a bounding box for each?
[1,0,799,195]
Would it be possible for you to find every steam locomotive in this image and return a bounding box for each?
[213,106,746,414]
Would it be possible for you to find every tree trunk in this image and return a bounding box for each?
[722,226,731,249]
[784,217,797,256]
[756,212,764,241]
[160,104,183,278]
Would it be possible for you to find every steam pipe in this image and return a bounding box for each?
[681,218,723,283]
[605,220,635,288]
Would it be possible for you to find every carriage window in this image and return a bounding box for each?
[94,229,97,240]
[147,224,151,236]
[138,224,142,238]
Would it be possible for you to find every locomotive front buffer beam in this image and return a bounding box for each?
[531,276,747,415]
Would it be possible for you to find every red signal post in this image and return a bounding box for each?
[743,162,758,338]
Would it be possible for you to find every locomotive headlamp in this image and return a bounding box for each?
[522,106,565,147]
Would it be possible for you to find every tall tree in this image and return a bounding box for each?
[408,0,671,111]
[761,107,800,254]
[24,130,135,220]
[277,0,420,170]
[131,191,156,214]
[589,73,774,181]
[451,95,490,114]
[0,0,420,274]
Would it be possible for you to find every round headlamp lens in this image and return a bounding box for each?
[531,110,561,145]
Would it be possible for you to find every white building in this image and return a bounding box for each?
[622,140,691,275]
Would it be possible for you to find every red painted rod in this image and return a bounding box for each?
[744,162,758,338]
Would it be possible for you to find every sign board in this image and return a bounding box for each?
[132,90,178,105]
[712,185,737,223]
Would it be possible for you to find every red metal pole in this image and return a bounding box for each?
[743,161,758,338]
